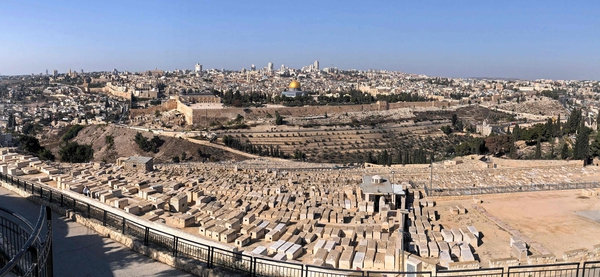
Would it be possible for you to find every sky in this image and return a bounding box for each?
[1,0,599,80]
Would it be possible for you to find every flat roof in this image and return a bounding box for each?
[125,156,153,164]
[360,175,395,194]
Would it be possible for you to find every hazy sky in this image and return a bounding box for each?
[1,0,599,80]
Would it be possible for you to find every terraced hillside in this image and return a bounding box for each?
[218,119,474,163]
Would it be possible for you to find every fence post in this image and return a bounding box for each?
[60,194,64,207]
[252,257,257,277]
[46,206,54,277]
[144,227,149,245]
[208,246,213,268]
[87,203,91,218]
[49,190,52,203]
[173,236,178,257]
[121,217,126,234]
[103,210,107,226]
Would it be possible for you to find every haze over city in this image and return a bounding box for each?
[1,0,599,79]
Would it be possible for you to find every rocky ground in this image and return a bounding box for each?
[46,124,248,163]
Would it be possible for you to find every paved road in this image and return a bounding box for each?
[0,186,192,277]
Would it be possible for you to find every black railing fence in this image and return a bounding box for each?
[0,204,53,277]
[2,172,600,277]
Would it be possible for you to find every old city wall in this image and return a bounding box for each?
[185,100,455,126]
[104,87,131,100]
[130,99,178,119]
[128,98,455,126]
[388,101,452,109]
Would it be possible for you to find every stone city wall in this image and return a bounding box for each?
[130,99,178,119]
[185,100,455,126]
[129,97,455,127]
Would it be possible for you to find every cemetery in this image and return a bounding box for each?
[2,147,600,272]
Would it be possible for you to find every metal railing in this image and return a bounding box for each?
[2,172,600,277]
[0,204,53,277]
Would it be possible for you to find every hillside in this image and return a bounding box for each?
[47,124,247,163]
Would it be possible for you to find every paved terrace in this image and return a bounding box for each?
[0,186,191,277]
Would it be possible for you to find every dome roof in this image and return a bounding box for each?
[289,80,301,89]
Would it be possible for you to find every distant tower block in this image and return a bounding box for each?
[195,63,202,74]
[267,62,273,73]
[314,60,319,71]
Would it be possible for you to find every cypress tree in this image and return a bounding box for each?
[573,122,590,160]
[535,138,542,159]
[560,142,570,159]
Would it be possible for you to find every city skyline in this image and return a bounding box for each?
[1,0,599,80]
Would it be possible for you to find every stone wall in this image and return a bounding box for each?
[490,157,583,168]
[181,100,456,127]
[130,99,178,119]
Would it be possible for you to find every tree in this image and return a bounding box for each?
[565,109,582,135]
[7,114,16,129]
[512,124,522,140]
[275,111,284,125]
[560,142,570,159]
[590,132,600,157]
[485,135,513,156]
[59,142,94,163]
[544,118,555,140]
[573,123,591,160]
[134,132,164,153]
[556,114,562,137]
[105,135,114,149]
[61,125,85,142]
[441,125,452,135]
[293,150,306,161]
[509,138,518,159]
[38,148,55,161]
[18,135,42,154]
[534,138,542,159]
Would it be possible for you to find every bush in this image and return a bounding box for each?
[441,125,453,135]
[59,142,93,163]
[105,135,114,148]
[275,112,284,125]
[134,132,164,153]
[62,125,85,142]
[17,135,55,161]
[38,148,55,161]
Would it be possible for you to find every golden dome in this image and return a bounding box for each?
[289,80,301,89]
